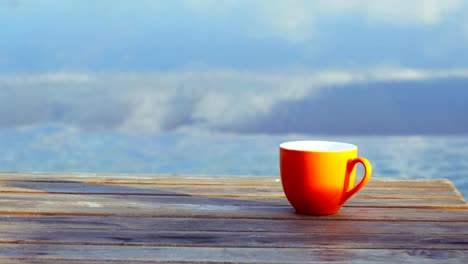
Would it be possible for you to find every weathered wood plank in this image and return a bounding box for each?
[1,227,467,249]
[1,196,467,221]
[0,245,466,263]
[0,173,466,263]
[0,181,465,202]
[0,172,282,185]
[0,172,457,189]
[0,192,466,208]
[2,215,468,235]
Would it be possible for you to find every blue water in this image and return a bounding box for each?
[1,127,467,198]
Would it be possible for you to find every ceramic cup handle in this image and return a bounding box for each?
[341,157,372,204]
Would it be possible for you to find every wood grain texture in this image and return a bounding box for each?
[0,181,464,199]
[0,172,466,263]
[0,245,466,264]
[0,172,459,188]
[0,194,467,221]
[1,215,467,234]
[0,227,467,249]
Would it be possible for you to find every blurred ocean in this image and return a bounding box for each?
[1,127,467,198]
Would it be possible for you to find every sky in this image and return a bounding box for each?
[1,0,468,136]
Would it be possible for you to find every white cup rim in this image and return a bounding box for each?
[280,140,357,152]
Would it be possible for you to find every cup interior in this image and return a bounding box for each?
[280,140,357,152]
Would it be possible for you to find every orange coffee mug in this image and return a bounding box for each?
[280,140,372,215]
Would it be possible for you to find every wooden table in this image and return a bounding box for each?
[0,172,467,263]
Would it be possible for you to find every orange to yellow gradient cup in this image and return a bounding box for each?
[280,141,372,215]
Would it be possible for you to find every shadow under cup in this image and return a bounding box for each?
[280,141,372,215]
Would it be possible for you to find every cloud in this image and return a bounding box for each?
[182,0,467,42]
[3,0,467,74]
[333,0,465,25]
[235,77,468,135]
[1,66,468,135]
[249,0,317,43]
[0,74,133,131]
